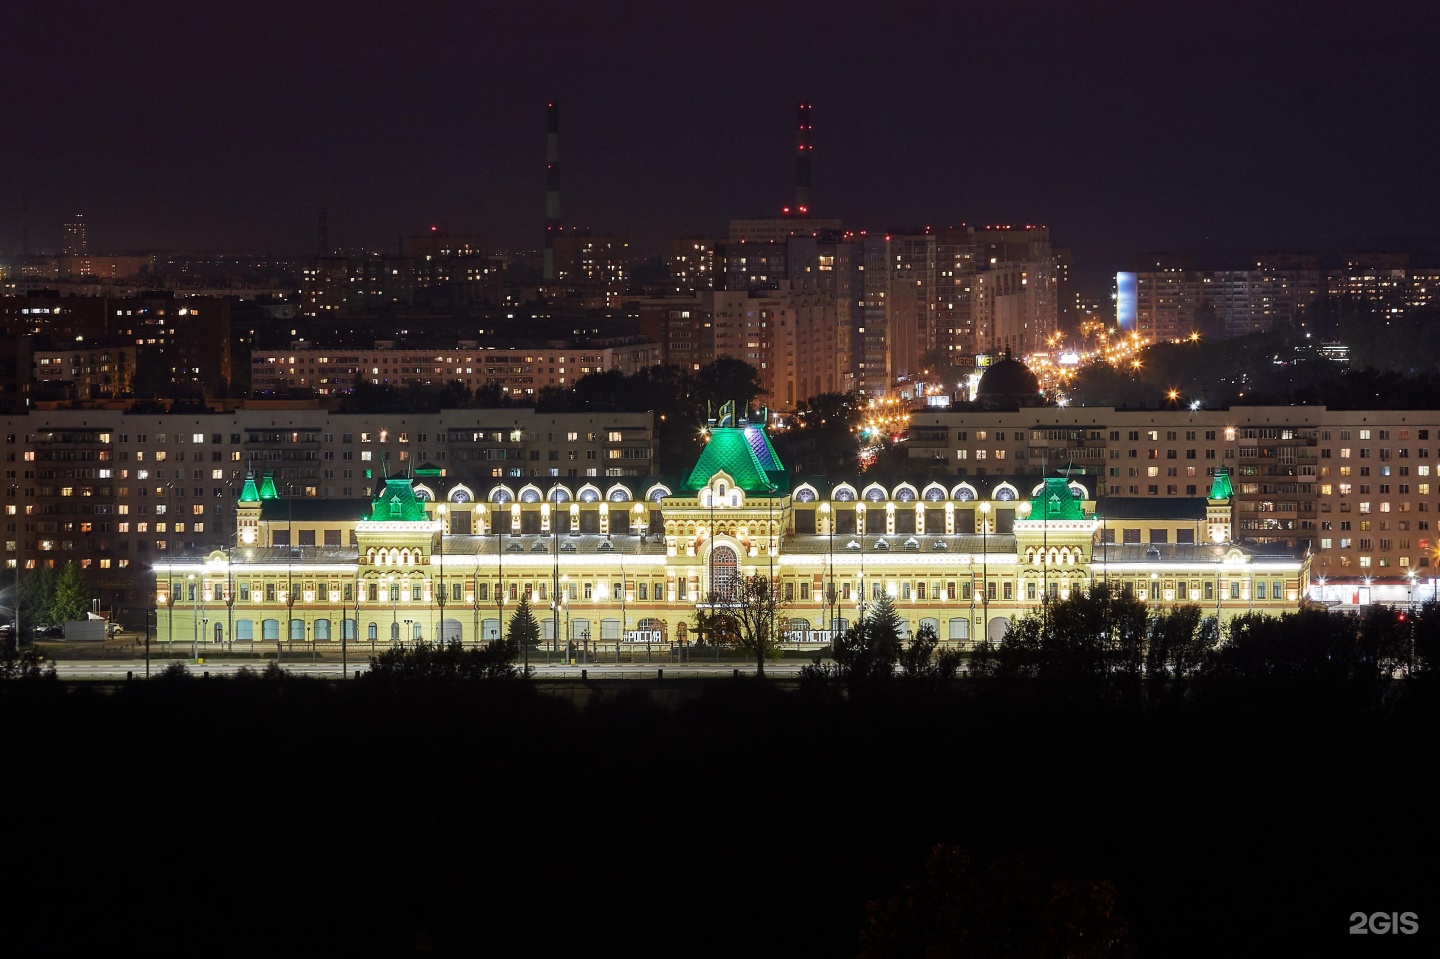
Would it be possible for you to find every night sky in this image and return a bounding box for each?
[6,0,1438,287]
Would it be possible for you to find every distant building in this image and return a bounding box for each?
[550,231,630,307]
[639,285,850,406]
[62,216,87,256]
[250,342,660,400]
[1,406,657,609]
[1129,254,1323,341]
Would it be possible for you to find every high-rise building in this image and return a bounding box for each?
[640,284,849,405]
[61,216,87,256]
[1129,255,1323,342]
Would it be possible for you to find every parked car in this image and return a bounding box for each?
[33,624,63,639]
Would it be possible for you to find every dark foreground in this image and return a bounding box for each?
[6,672,1438,956]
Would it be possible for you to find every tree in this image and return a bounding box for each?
[728,573,787,678]
[696,594,741,651]
[367,638,523,682]
[505,596,540,654]
[1145,605,1214,681]
[51,561,92,623]
[972,584,1149,684]
[898,620,961,681]
[21,564,55,628]
[835,592,905,687]
[696,357,765,411]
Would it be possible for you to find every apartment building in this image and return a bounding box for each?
[909,404,1440,579]
[1,408,655,609]
[250,342,660,399]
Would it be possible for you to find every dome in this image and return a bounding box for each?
[976,356,1040,398]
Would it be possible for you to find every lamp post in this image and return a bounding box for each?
[436,503,447,644]
[347,571,358,677]
[821,501,835,652]
[387,574,398,647]
[1019,500,1034,622]
[226,544,234,653]
[551,486,561,657]
[188,573,198,662]
[561,574,571,664]
[980,501,990,642]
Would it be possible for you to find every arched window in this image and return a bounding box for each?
[709,545,739,603]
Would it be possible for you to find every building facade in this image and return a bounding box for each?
[909,404,1440,581]
[2,407,655,612]
[152,419,1307,655]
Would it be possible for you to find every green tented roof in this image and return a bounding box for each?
[239,473,260,503]
[368,478,430,522]
[682,425,788,494]
[1209,469,1234,501]
[259,473,279,500]
[1027,476,1085,521]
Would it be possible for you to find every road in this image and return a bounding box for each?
[47,659,814,680]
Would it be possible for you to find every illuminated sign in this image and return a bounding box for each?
[1116,272,1137,329]
[624,629,663,644]
[1058,352,1080,366]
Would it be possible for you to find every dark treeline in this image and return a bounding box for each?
[6,602,1439,957]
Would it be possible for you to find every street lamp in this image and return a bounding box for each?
[561,574,571,663]
[436,503,447,644]
[188,573,198,661]
[979,501,991,641]
[386,574,398,646]
[551,486,562,657]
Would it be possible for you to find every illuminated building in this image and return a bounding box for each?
[152,417,1306,652]
[62,216,87,257]
[0,408,656,610]
[249,342,660,398]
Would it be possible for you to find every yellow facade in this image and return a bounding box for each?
[155,450,1309,655]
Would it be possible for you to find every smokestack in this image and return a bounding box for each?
[318,203,329,257]
[794,101,812,215]
[544,101,561,281]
